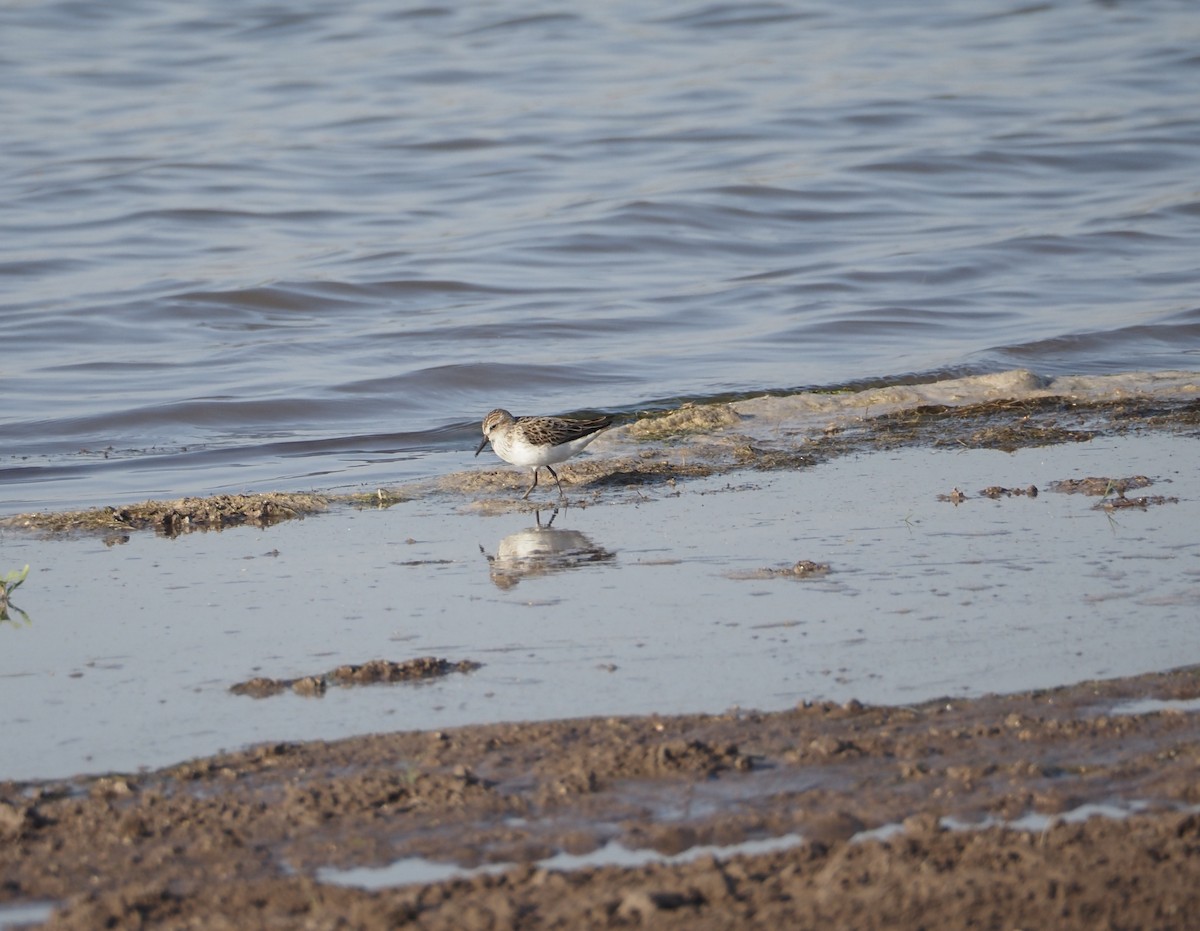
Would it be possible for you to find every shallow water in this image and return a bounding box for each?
[0,901,56,931]
[317,834,808,890]
[3,0,1200,512]
[318,799,1200,889]
[2,431,1197,782]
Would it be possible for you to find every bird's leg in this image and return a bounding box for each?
[547,465,565,500]
[522,467,539,500]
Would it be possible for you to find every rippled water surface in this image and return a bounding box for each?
[3,0,1199,511]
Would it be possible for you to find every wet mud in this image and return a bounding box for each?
[2,666,1199,929]
[939,473,1179,510]
[3,381,1199,927]
[727,560,832,581]
[1,492,329,537]
[229,657,482,699]
[1041,474,1179,510]
[6,390,1199,533]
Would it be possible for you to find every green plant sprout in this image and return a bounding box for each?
[1,565,31,625]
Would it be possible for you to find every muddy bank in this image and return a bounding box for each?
[5,384,1199,533]
[0,492,330,537]
[3,375,1199,926]
[229,657,482,699]
[3,666,1198,929]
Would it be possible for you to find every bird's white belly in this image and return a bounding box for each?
[495,433,599,468]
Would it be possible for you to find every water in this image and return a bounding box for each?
[2,0,1199,513]
[0,901,56,931]
[318,834,808,890]
[3,432,1198,781]
[318,801,1200,888]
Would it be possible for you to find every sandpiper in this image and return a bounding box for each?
[475,408,613,500]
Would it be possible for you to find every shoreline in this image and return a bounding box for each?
[5,372,1199,535]
[3,377,1199,927]
[3,665,1199,928]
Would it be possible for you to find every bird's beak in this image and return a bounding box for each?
[475,435,490,457]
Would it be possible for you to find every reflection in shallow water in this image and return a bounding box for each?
[480,509,615,589]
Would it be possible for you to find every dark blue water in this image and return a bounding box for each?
[3,0,1199,512]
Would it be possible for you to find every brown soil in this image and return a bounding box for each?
[3,666,1199,929]
[934,473,1182,512]
[229,657,482,699]
[1047,475,1153,496]
[6,393,1199,534]
[0,492,329,536]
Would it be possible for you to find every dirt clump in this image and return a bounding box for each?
[1043,475,1178,510]
[4,492,328,536]
[1047,475,1153,496]
[978,484,1038,498]
[230,657,481,698]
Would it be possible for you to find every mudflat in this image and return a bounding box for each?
[4,381,1200,927]
[3,665,1198,929]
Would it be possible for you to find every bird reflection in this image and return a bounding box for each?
[479,509,615,589]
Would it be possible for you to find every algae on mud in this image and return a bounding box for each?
[230,657,483,699]
[1,492,329,536]
[5,386,1199,533]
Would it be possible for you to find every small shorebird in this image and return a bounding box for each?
[475,408,613,500]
